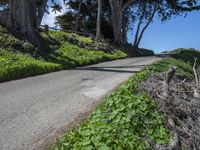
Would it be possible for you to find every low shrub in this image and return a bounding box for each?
[171,48,200,64]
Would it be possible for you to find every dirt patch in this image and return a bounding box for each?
[138,73,200,150]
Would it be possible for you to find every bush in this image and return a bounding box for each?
[125,46,154,57]
[22,41,35,52]
[171,48,200,64]
[136,48,154,56]
[150,58,193,79]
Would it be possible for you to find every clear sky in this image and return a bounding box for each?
[128,11,200,53]
[42,0,200,53]
[42,0,66,27]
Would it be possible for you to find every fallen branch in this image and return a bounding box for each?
[138,70,200,149]
[193,57,200,98]
[163,66,176,97]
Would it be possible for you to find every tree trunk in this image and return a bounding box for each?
[133,15,143,48]
[133,3,146,48]
[163,66,176,97]
[122,12,128,46]
[109,0,123,46]
[74,0,82,31]
[109,0,134,46]
[193,57,200,98]
[136,6,156,48]
[112,7,123,45]
[0,0,47,50]
[95,0,102,41]
[36,0,47,26]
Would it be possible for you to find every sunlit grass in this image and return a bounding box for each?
[0,49,61,82]
[0,25,127,82]
[42,30,127,68]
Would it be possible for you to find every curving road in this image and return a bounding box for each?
[0,56,161,150]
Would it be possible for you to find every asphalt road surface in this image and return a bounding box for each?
[0,56,161,150]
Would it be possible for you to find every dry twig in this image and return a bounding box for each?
[138,70,200,150]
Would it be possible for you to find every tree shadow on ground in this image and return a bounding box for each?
[74,65,145,73]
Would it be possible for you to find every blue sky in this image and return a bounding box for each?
[42,1,200,53]
[128,10,200,53]
[42,0,67,27]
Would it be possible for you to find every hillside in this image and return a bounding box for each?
[0,25,127,82]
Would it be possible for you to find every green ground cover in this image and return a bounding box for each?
[0,26,127,82]
[53,53,195,150]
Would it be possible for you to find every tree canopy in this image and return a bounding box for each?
[0,0,200,49]
[56,0,114,39]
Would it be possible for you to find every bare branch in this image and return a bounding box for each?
[193,57,199,87]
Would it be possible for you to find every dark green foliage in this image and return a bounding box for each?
[0,25,36,54]
[158,48,200,79]
[150,58,193,80]
[56,0,114,39]
[125,45,154,57]
[171,48,200,64]
[135,48,154,56]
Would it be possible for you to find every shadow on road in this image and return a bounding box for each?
[75,65,147,73]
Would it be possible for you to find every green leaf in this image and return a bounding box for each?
[62,143,69,147]
[96,143,110,150]
[80,140,91,146]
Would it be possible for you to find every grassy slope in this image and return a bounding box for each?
[0,26,127,82]
[53,50,198,150]
[0,24,62,82]
[0,50,61,82]
[41,31,127,68]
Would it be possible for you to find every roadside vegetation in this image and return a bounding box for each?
[53,49,200,150]
[41,30,127,68]
[140,49,200,149]
[0,0,199,149]
[0,25,127,82]
[53,66,171,150]
[0,49,61,82]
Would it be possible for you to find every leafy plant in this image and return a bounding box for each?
[0,25,127,82]
[53,67,171,150]
[53,56,195,150]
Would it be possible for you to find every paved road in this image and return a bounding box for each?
[0,56,161,150]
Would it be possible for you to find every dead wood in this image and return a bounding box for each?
[193,57,200,98]
[163,66,176,97]
[138,72,200,150]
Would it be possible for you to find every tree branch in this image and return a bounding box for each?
[193,57,199,87]
[122,0,134,12]
[136,4,156,47]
